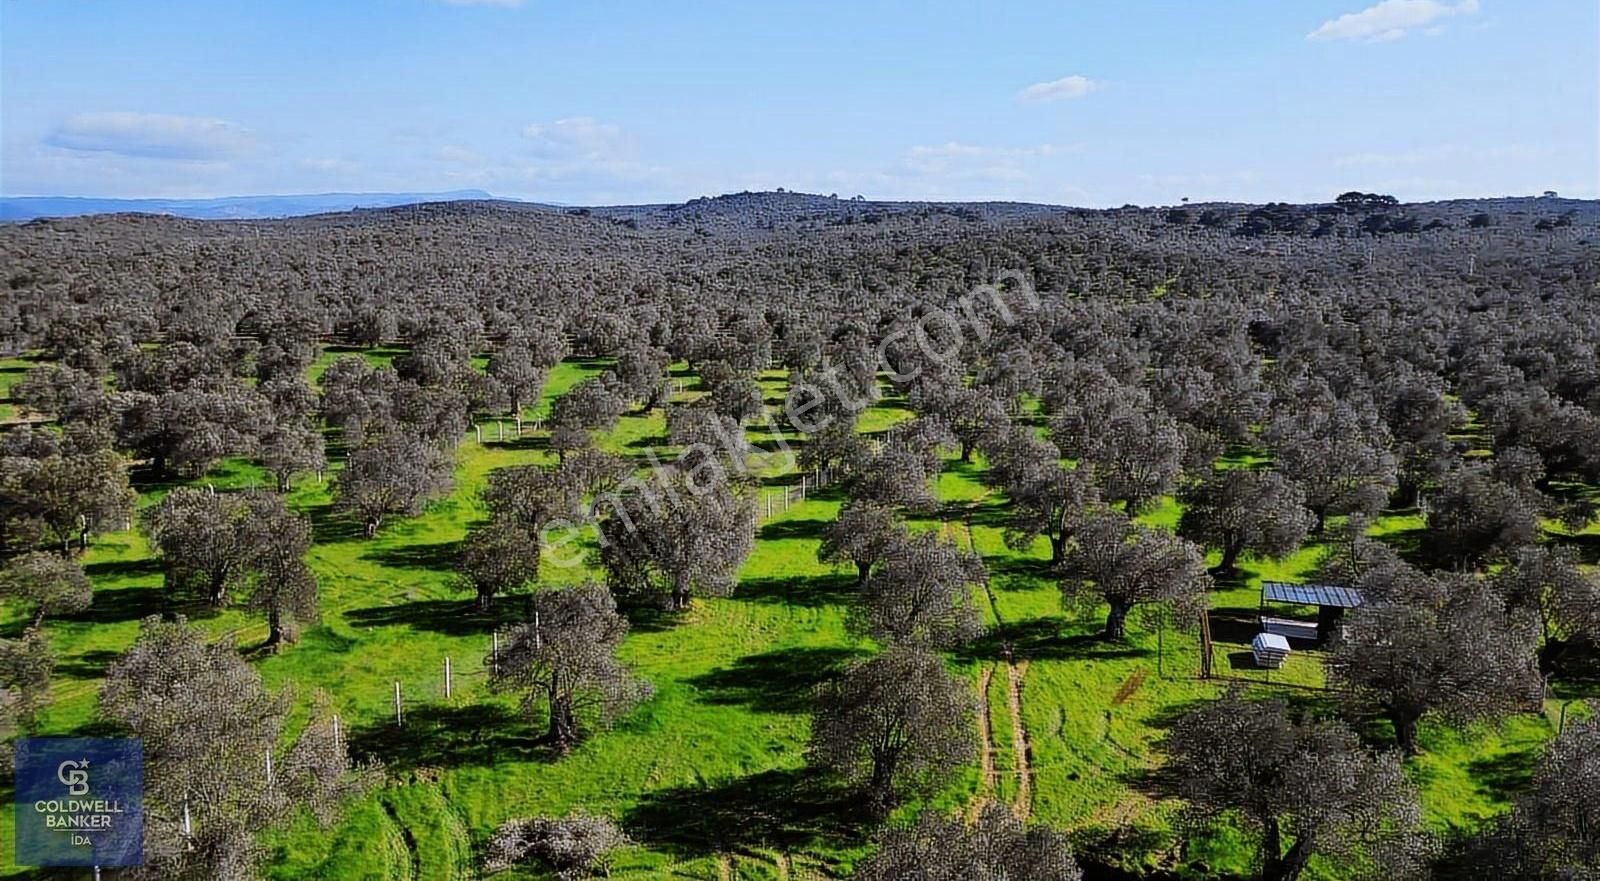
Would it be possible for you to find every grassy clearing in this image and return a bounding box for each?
[1,355,1594,880]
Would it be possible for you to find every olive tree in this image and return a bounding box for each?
[484,812,630,879]
[1326,574,1542,754]
[486,583,652,750]
[1164,691,1433,881]
[457,517,543,611]
[1178,469,1315,576]
[334,437,455,536]
[1059,510,1211,641]
[808,646,975,814]
[983,426,1097,564]
[597,471,755,611]
[0,552,92,631]
[818,501,906,586]
[852,531,986,649]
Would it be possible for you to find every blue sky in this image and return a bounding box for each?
[2,0,1595,205]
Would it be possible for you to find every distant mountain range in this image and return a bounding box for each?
[0,190,501,221]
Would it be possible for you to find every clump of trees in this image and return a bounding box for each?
[99,617,371,880]
[142,488,319,646]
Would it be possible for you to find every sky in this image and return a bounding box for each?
[2,0,1595,206]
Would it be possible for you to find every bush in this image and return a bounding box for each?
[484,812,629,878]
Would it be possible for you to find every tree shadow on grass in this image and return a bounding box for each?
[1467,747,1540,804]
[363,539,462,572]
[955,618,1152,664]
[1554,530,1600,567]
[54,649,121,681]
[991,555,1056,581]
[307,502,366,544]
[686,646,866,714]
[1206,607,1270,646]
[344,703,556,771]
[624,768,866,857]
[344,597,523,636]
[756,517,830,541]
[64,585,177,626]
[737,574,856,609]
[83,557,162,581]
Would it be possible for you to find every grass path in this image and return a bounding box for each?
[1006,659,1034,820]
[968,664,999,821]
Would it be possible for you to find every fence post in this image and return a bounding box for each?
[475,424,483,443]
[444,656,453,699]
[497,422,505,442]
[394,681,404,726]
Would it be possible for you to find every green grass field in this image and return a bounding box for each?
[2,356,1594,880]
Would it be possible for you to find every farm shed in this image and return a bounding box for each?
[1259,582,1365,642]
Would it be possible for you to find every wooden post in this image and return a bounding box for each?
[265,750,274,786]
[766,494,773,518]
[332,714,342,749]
[394,681,404,726]
[444,656,453,699]
[475,424,483,443]
[497,422,504,442]
[1199,610,1214,680]
[491,631,500,676]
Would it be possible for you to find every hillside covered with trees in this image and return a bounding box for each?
[0,191,1597,881]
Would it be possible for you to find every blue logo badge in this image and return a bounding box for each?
[14,737,143,867]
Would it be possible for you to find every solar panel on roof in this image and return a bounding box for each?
[1260,582,1364,608]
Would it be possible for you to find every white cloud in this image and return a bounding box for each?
[1016,75,1100,103]
[1308,0,1480,43]
[521,117,627,161]
[46,112,256,160]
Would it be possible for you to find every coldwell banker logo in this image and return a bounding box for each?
[14,738,143,867]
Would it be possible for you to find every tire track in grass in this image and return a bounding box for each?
[967,664,1000,822]
[953,487,1036,823]
[380,795,420,881]
[1006,659,1034,820]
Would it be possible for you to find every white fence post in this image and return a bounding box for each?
[394,681,404,726]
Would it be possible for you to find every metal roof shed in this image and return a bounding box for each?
[1259,582,1366,642]
[1260,583,1365,608]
